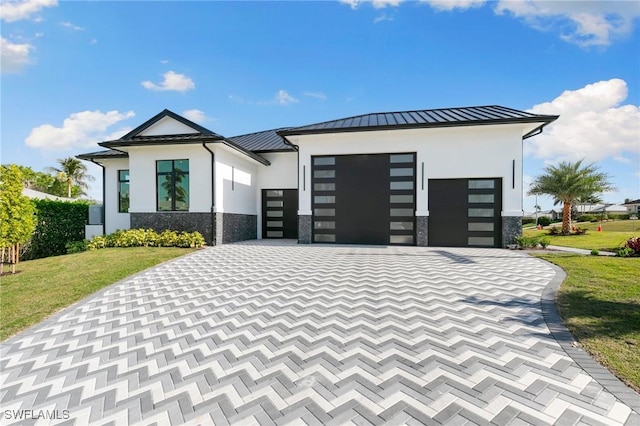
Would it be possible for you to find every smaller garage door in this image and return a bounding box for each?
[428,178,502,247]
[262,189,298,239]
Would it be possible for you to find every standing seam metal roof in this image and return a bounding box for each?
[227,128,294,152]
[278,105,558,136]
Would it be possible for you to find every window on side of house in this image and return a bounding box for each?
[156,160,189,211]
[118,170,130,213]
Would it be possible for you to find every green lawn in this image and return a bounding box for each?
[0,247,195,341]
[523,220,638,251]
[535,254,640,392]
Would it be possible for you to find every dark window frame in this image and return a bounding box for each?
[118,169,130,213]
[156,159,190,212]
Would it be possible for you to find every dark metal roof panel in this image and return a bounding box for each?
[77,149,128,159]
[279,105,558,136]
[227,128,294,152]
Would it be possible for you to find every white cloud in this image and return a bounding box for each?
[340,0,402,9]
[422,0,486,11]
[1,37,33,73]
[25,110,135,150]
[0,0,57,22]
[613,156,632,164]
[141,71,195,92]
[182,109,208,123]
[59,21,84,31]
[274,90,298,105]
[526,79,640,164]
[160,59,169,64]
[373,13,394,23]
[495,1,640,47]
[303,91,327,101]
[228,94,245,104]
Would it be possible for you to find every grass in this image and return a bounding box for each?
[0,247,195,341]
[534,253,640,392]
[523,220,639,251]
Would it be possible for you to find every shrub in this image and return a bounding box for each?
[522,218,536,225]
[87,228,205,250]
[574,227,588,235]
[66,240,88,254]
[578,214,597,223]
[515,235,540,249]
[616,247,633,258]
[590,249,599,256]
[548,226,560,235]
[623,237,640,256]
[537,217,552,227]
[608,213,630,221]
[538,237,551,248]
[24,199,90,259]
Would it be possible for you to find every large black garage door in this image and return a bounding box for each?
[312,153,416,245]
[428,178,502,247]
[262,189,298,239]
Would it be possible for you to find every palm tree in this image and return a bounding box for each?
[47,157,94,198]
[528,160,614,234]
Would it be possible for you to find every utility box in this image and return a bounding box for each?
[88,205,104,225]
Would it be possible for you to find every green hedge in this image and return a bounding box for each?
[25,199,90,259]
[87,229,205,250]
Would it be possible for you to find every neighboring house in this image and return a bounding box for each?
[623,199,640,214]
[588,204,629,215]
[22,188,74,202]
[78,106,557,248]
[523,210,559,221]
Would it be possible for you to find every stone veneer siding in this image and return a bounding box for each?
[416,216,428,247]
[298,215,312,244]
[502,216,522,247]
[217,212,257,244]
[130,212,214,245]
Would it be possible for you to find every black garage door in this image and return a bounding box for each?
[428,178,502,247]
[312,153,416,245]
[262,189,298,239]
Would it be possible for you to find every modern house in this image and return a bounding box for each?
[78,106,557,248]
[623,199,640,215]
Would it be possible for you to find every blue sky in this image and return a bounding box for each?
[2,0,639,212]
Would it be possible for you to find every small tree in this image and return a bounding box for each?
[528,160,614,234]
[0,165,36,273]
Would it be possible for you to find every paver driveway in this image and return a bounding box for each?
[1,241,638,425]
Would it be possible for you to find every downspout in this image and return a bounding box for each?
[88,159,106,236]
[202,143,216,245]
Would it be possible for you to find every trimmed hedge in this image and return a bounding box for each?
[87,229,205,250]
[25,199,90,259]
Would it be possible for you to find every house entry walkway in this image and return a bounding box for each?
[1,241,638,425]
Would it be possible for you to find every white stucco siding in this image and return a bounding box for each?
[127,145,213,213]
[138,116,199,136]
[214,145,259,215]
[256,152,297,190]
[291,123,529,216]
[101,158,130,234]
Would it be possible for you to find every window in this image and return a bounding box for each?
[118,170,130,213]
[157,160,189,211]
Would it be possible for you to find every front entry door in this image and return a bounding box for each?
[262,189,298,239]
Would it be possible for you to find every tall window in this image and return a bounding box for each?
[157,160,189,211]
[118,170,130,213]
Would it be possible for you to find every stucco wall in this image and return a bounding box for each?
[214,145,259,215]
[127,144,213,213]
[289,123,528,218]
[101,158,131,234]
[138,116,199,136]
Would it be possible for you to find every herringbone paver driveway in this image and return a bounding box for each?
[1,241,638,425]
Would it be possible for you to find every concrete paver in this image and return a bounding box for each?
[1,240,638,425]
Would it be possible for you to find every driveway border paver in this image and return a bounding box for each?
[538,259,640,417]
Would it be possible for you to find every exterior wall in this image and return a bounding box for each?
[215,212,257,244]
[255,152,297,238]
[127,145,213,213]
[214,145,259,216]
[101,158,131,234]
[138,117,199,136]
[290,124,528,221]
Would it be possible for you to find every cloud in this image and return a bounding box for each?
[0,0,57,22]
[25,110,135,150]
[274,90,298,105]
[303,91,327,101]
[422,0,486,11]
[340,0,402,9]
[1,37,33,73]
[182,109,208,124]
[495,1,640,47]
[142,71,195,92]
[373,13,394,23]
[59,21,84,31]
[525,79,640,164]
[160,59,169,64]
